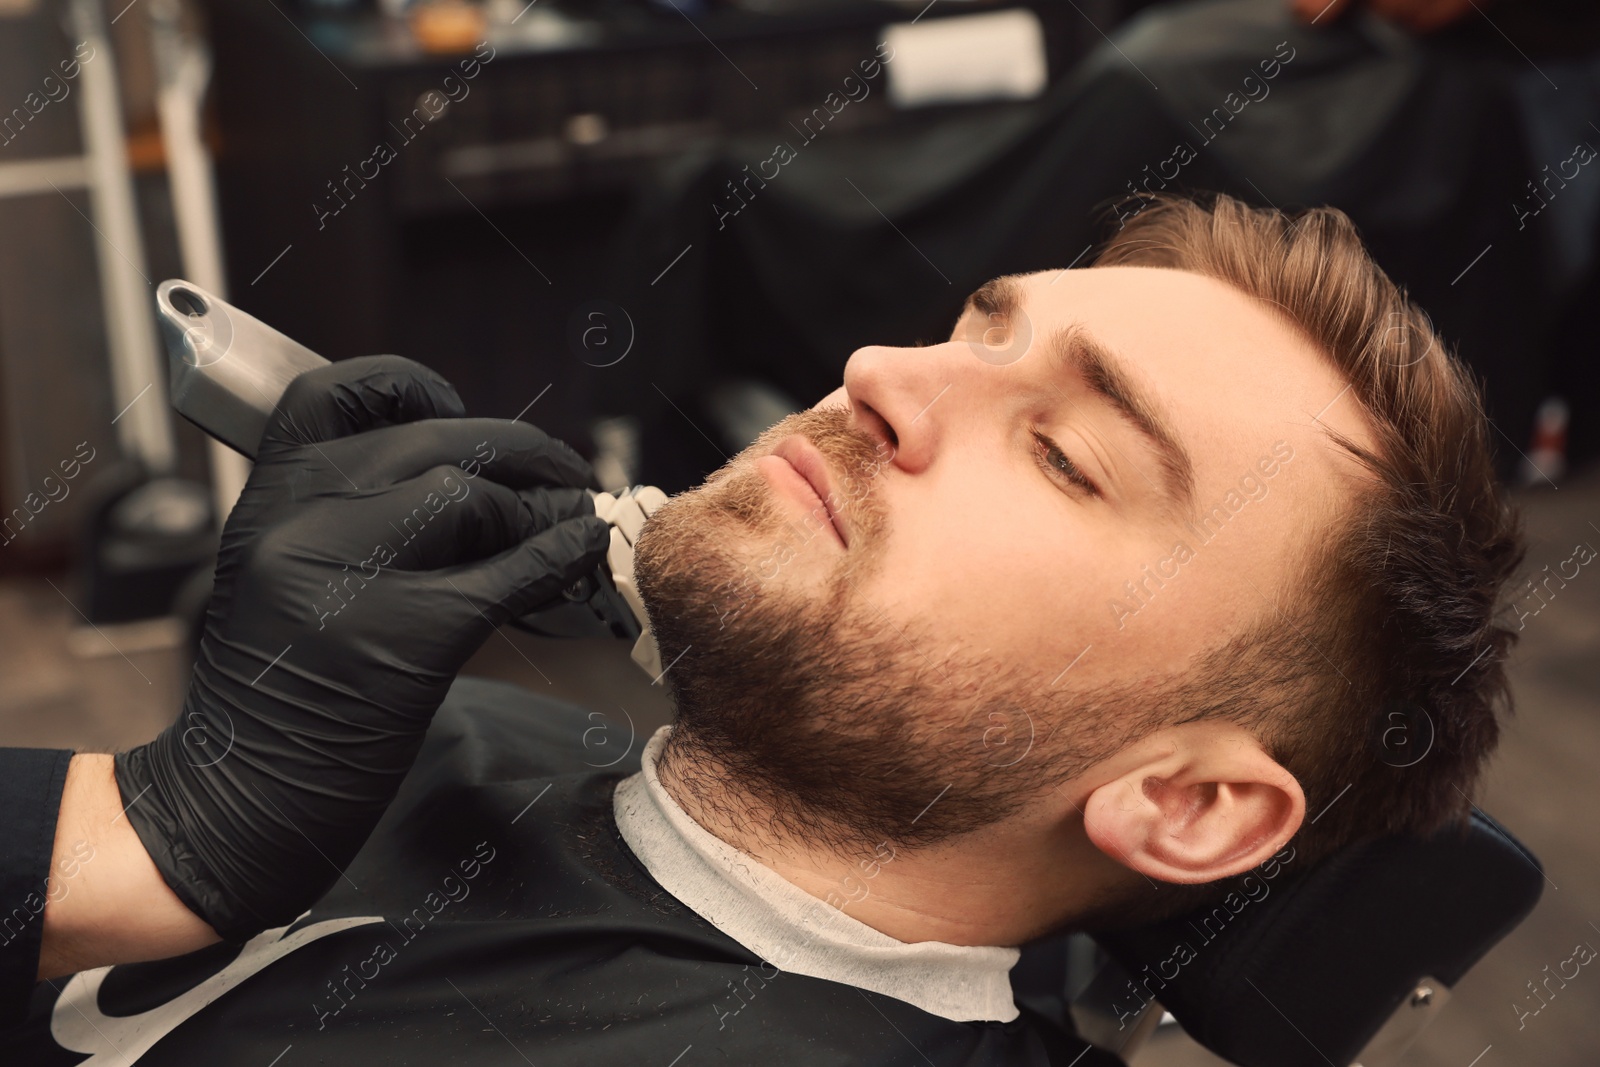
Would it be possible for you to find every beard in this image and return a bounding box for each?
[631,404,1152,859]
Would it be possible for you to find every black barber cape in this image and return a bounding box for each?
[6,676,1113,1065]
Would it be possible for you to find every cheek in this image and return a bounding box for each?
[863,485,1068,659]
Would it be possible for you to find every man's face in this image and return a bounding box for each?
[632,266,1375,853]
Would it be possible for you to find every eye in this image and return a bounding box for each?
[1031,429,1101,498]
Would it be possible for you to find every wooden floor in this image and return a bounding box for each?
[1,469,1596,1065]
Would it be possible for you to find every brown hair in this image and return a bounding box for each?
[1089,192,1527,889]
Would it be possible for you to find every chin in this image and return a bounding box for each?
[634,479,774,646]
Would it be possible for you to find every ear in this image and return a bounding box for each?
[1080,723,1304,885]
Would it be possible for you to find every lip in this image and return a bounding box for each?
[765,435,849,549]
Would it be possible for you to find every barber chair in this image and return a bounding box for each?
[1014,810,1544,1065]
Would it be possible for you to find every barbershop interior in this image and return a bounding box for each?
[0,0,1597,1063]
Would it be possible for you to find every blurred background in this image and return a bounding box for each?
[0,0,1595,1062]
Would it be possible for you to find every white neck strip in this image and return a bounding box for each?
[612,726,1020,1023]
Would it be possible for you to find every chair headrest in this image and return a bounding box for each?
[1091,810,1544,1066]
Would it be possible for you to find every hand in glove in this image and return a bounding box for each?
[115,355,611,940]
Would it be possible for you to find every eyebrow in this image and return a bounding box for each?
[962,276,1022,323]
[960,280,1197,518]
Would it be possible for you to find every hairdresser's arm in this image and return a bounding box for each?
[36,754,217,980]
[27,356,610,987]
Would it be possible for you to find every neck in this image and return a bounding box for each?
[653,732,1119,947]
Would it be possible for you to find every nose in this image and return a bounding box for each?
[840,340,972,475]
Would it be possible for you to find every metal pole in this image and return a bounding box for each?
[69,0,176,473]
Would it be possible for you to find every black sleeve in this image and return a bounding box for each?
[0,748,73,1028]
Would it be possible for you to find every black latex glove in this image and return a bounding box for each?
[115,356,611,941]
